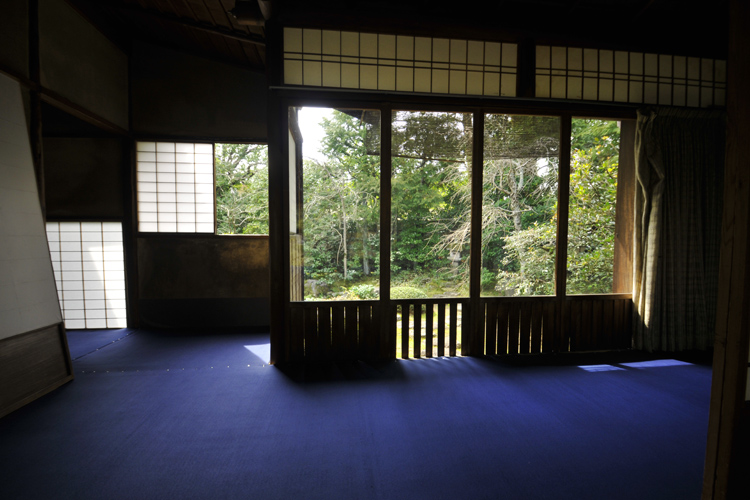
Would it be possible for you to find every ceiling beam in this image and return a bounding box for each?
[113,2,265,46]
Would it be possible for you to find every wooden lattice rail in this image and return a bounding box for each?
[287,295,632,362]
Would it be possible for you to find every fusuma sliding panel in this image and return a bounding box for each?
[284,28,517,97]
[535,46,726,107]
[136,142,214,233]
[46,222,127,329]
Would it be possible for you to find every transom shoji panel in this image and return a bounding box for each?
[46,222,127,329]
[136,142,214,233]
[535,46,726,107]
[283,28,518,97]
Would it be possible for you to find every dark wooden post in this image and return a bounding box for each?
[380,106,393,359]
[703,0,750,497]
[467,110,484,356]
[555,115,571,351]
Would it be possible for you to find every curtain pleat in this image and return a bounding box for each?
[633,107,725,352]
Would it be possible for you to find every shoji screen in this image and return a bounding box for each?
[283,28,518,97]
[136,142,214,233]
[535,46,726,107]
[46,222,127,329]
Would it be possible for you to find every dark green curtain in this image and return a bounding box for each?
[633,107,726,351]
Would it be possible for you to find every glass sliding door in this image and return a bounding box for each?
[481,114,561,297]
[291,106,381,301]
[390,110,473,299]
[566,118,620,294]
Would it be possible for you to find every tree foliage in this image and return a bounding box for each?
[498,119,620,295]
[294,109,620,300]
[215,143,269,235]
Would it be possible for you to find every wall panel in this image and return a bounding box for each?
[137,236,271,327]
[0,73,62,340]
[0,323,72,418]
[0,0,29,79]
[131,42,267,140]
[0,73,71,417]
[44,138,125,219]
[39,0,128,130]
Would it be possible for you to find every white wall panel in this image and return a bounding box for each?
[0,74,62,340]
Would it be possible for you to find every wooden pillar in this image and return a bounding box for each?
[555,116,572,349]
[467,110,484,356]
[266,20,287,365]
[703,0,750,497]
[28,0,45,219]
[380,107,393,359]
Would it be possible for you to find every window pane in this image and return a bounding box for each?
[566,119,620,294]
[482,114,560,297]
[292,107,381,301]
[390,111,472,299]
[215,144,269,235]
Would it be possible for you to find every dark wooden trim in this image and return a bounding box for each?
[39,90,128,136]
[466,111,484,356]
[267,91,289,364]
[113,1,265,46]
[564,293,633,301]
[136,231,269,240]
[0,69,127,138]
[556,116,571,298]
[123,138,139,328]
[0,322,73,418]
[133,136,267,144]
[556,115,572,349]
[271,87,639,120]
[0,65,36,89]
[380,106,393,358]
[704,1,750,497]
[29,0,45,219]
[517,39,536,99]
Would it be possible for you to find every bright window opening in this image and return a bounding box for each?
[215,143,269,235]
[481,114,561,297]
[391,110,473,299]
[291,107,381,301]
[567,119,620,294]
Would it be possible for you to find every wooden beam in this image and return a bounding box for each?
[39,89,128,136]
[703,0,750,497]
[114,2,266,46]
[29,0,45,219]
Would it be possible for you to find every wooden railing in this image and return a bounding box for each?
[481,294,632,355]
[287,294,632,362]
[393,298,467,359]
[288,301,384,362]
[562,294,632,352]
[482,297,558,355]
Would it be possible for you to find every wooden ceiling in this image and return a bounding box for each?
[67,0,729,73]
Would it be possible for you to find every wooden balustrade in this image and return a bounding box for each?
[287,294,632,362]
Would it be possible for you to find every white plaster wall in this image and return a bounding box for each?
[0,74,62,340]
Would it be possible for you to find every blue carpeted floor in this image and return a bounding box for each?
[0,329,712,499]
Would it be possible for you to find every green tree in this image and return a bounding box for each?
[497,119,619,295]
[215,143,269,234]
[302,110,380,283]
